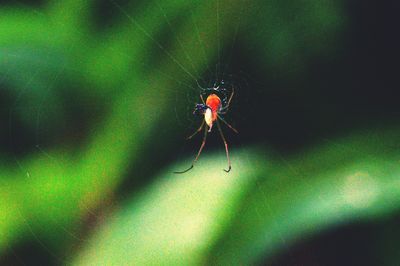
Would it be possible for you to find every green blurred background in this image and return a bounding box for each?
[1,0,400,265]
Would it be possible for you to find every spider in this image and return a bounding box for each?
[174,82,238,174]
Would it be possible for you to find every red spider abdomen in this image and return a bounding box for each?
[206,94,221,121]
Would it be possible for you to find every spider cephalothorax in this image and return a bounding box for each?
[200,82,230,110]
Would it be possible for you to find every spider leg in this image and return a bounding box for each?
[200,94,205,104]
[218,87,234,113]
[216,120,231,173]
[217,114,238,133]
[218,109,227,114]
[186,120,205,140]
[226,87,235,107]
[174,125,208,174]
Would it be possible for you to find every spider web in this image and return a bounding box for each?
[2,0,394,265]
[0,0,265,264]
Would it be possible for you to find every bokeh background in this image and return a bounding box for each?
[1,0,400,265]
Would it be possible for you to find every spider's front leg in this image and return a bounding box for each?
[219,87,235,113]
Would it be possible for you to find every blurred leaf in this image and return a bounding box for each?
[72,149,264,265]
[0,45,68,131]
[47,0,93,42]
[71,127,400,265]
[209,127,400,264]
[0,8,64,47]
